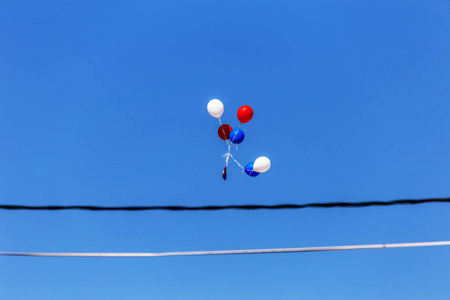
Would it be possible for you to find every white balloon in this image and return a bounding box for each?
[207,99,224,119]
[253,156,271,173]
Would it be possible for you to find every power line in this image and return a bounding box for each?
[0,197,449,212]
[1,241,449,258]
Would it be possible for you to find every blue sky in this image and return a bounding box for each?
[1,0,450,299]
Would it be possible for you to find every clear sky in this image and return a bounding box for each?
[1,0,450,299]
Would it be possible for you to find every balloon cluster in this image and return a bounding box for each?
[207,99,271,181]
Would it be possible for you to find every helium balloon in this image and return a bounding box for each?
[229,128,245,144]
[207,99,224,119]
[218,124,232,140]
[237,105,253,123]
[253,156,271,173]
[244,162,260,177]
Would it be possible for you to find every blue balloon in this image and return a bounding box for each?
[245,162,260,177]
[229,128,245,144]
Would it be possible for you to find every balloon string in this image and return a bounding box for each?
[222,147,230,182]
[222,144,231,167]
[229,153,244,170]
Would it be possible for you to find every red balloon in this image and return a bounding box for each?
[237,105,253,123]
[218,124,232,140]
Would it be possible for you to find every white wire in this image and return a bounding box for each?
[1,241,449,258]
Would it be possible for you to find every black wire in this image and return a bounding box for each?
[0,198,449,211]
